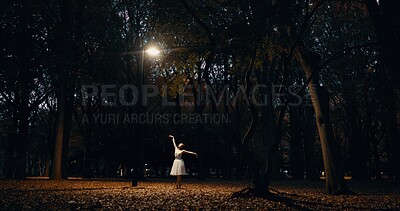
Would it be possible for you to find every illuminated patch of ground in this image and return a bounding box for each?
[0,178,399,210]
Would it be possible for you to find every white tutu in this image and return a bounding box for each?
[170,148,188,176]
[170,158,188,176]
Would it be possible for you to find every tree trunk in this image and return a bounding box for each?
[14,72,30,180]
[232,115,245,179]
[383,87,400,178]
[250,66,276,195]
[196,124,207,179]
[7,74,30,180]
[51,79,67,180]
[253,89,275,195]
[270,56,288,181]
[5,0,34,180]
[347,103,368,180]
[294,46,350,194]
[82,98,93,178]
[303,103,319,180]
[4,111,18,179]
[222,56,232,180]
[61,82,74,179]
[44,159,51,177]
[364,103,374,179]
[371,134,382,179]
[44,111,56,178]
[364,0,400,179]
[289,106,305,179]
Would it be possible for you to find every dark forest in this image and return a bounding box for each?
[0,0,399,209]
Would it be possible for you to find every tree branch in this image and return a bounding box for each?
[294,42,378,97]
[318,42,378,70]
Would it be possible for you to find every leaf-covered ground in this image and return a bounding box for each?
[0,178,399,210]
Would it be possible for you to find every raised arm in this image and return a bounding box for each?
[169,135,177,149]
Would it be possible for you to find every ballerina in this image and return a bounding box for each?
[169,135,197,189]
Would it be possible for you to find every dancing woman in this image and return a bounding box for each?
[169,135,197,189]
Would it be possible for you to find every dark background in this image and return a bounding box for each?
[0,0,399,195]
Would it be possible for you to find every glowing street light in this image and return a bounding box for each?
[145,46,161,56]
[138,45,160,111]
[139,45,160,92]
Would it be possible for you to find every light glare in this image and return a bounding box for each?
[146,47,160,56]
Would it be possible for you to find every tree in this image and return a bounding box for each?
[293,45,350,194]
[0,0,51,179]
[364,0,400,179]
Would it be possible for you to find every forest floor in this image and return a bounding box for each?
[0,178,399,210]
